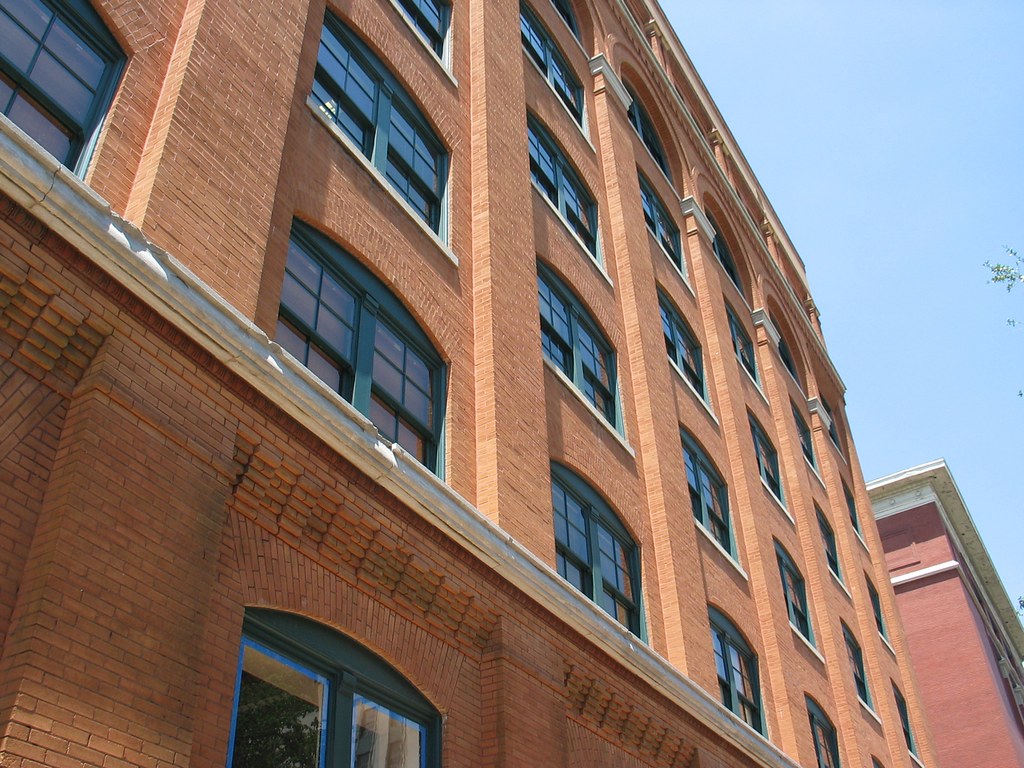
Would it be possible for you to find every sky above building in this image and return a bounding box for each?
[663,0,1024,602]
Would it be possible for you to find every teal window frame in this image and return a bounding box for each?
[276,222,446,475]
[395,0,450,56]
[892,683,917,754]
[778,332,799,381]
[806,696,841,768]
[750,414,784,503]
[844,483,862,535]
[842,622,871,705]
[312,12,449,235]
[816,505,841,580]
[551,463,643,636]
[707,212,743,293]
[549,0,579,39]
[639,173,682,268]
[776,541,812,642]
[528,113,598,255]
[682,430,732,554]
[520,3,582,123]
[0,0,124,173]
[626,85,671,180]
[793,403,815,468]
[537,263,619,429]
[710,607,764,734]
[821,396,843,453]
[660,292,704,399]
[228,609,441,768]
[867,577,887,638]
[727,305,758,381]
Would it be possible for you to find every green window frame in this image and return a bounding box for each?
[228,609,441,768]
[750,414,784,503]
[520,3,582,123]
[867,577,887,639]
[312,12,449,234]
[626,85,671,180]
[660,292,704,398]
[639,173,682,268]
[794,403,815,468]
[707,212,743,293]
[892,683,917,754]
[537,263,619,429]
[710,607,764,734]
[844,482,862,535]
[727,305,758,381]
[549,0,579,39]
[816,505,841,580]
[776,541,812,642]
[551,463,642,636]
[683,430,732,554]
[842,622,871,705]
[528,113,598,255]
[0,0,124,173]
[806,696,841,768]
[276,222,446,475]
[395,0,450,56]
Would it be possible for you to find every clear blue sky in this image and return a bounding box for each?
[663,1,1024,602]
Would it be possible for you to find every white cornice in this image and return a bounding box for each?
[752,308,781,346]
[679,195,714,241]
[891,560,961,587]
[806,398,832,431]
[0,118,802,768]
[589,53,632,113]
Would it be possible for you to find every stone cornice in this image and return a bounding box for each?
[589,53,632,113]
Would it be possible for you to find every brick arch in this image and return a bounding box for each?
[764,294,809,390]
[619,60,688,186]
[701,194,755,305]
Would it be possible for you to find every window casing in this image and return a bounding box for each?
[794,404,815,468]
[276,223,445,474]
[549,0,579,39]
[660,294,704,398]
[710,608,763,734]
[842,623,871,705]
[777,542,812,641]
[844,482,861,534]
[750,415,784,503]
[626,85,670,179]
[639,173,682,268]
[816,505,841,580]
[312,13,448,234]
[728,305,758,381]
[0,0,124,173]
[867,577,887,638]
[538,264,619,429]
[395,0,450,56]
[893,683,917,754]
[528,114,598,255]
[520,4,582,123]
[683,431,732,554]
[228,609,441,768]
[551,464,642,635]
[707,213,743,292]
[806,697,841,768]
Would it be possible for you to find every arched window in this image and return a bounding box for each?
[639,173,682,270]
[776,541,812,642]
[793,402,815,469]
[806,696,840,768]
[0,0,124,173]
[520,3,583,123]
[625,84,671,180]
[682,430,731,552]
[816,504,841,580]
[706,212,743,294]
[551,463,642,635]
[750,413,783,503]
[842,622,870,705]
[660,293,704,399]
[229,609,441,768]
[312,12,448,234]
[709,607,763,734]
[276,221,446,474]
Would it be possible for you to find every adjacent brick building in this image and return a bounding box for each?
[0,0,938,766]
[870,460,1024,767]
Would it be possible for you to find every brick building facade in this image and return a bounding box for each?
[0,0,937,766]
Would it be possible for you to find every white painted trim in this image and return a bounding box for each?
[830,568,852,600]
[909,749,927,768]
[890,560,960,587]
[524,49,593,148]
[751,308,781,346]
[858,697,882,725]
[679,195,715,242]
[880,632,897,657]
[695,521,748,580]
[543,358,634,457]
[531,183,611,286]
[790,623,825,664]
[805,457,825,490]
[387,0,458,84]
[762,478,794,525]
[668,357,717,424]
[806,397,832,431]
[589,53,632,113]
[0,116,805,768]
[650,229,692,288]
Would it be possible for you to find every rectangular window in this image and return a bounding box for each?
[639,173,682,270]
[396,0,450,56]
[843,623,871,705]
[727,305,758,381]
[520,4,582,122]
[816,506,841,580]
[867,577,887,638]
[682,431,731,554]
[777,542,812,642]
[794,404,815,468]
[750,415,784,503]
[660,294,704,399]
[893,683,917,754]
[844,482,861,534]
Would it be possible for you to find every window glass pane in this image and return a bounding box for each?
[0,11,40,72]
[280,272,318,328]
[352,695,424,768]
[276,318,308,362]
[29,48,93,122]
[3,0,52,39]
[307,344,343,393]
[8,91,72,160]
[232,642,327,768]
[46,18,105,89]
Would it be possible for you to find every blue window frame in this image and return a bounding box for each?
[806,696,841,768]
[520,4,582,123]
[727,305,758,381]
[750,414,784,503]
[844,482,861,535]
[817,505,841,579]
[707,212,743,292]
[892,683,917,754]
[276,222,446,474]
[710,608,763,734]
[395,0,450,56]
[776,541,812,641]
[312,13,448,234]
[794,403,816,468]
[0,0,123,172]
[551,463,642,635]
[538,264,618,428]
[683,431,732,554]
[528,113,598,255]
[549,0,579,39]
[639,173,682,268]
[867,576,888,639]
[660,293,704,398]
[842,622,871,705]
[626,85,670,180]
[229,609,441,768]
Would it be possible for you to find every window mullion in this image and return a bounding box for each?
[352,298,378,414]
[372,88,394,172]
[568,311,584,387]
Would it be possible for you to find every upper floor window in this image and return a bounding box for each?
[0,0,124,172]
[821,396,842,452]
[793,403,815,468]
[816,505,841,580]
[842,622,871,705]
[229,609,440,768]
[276,222,445,474]
[683,430,732,554]
[707,212,743,293]
[528,114,598,255]
[396,0,450,57]
[710,608,763,734]
[750,414,784,503]
[778,332,799,381]
[551,463,642,635]
[537,264,618,428]
[639,172,682,269]
[660,293,703,398]
[549,0,579,40]
[520,4,582,123]
[893,684,918,755]
[806,696,841,768]
[313,13,448,234]
[727,305,758,381]
[776,541,812,641]
[626,85,670,179]
[844,482,862,535]
[866,576,887,639]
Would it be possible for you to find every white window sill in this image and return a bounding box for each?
[858,697,881,725]
[739,360,769,406]
[805,456,825,489]
[544,357,634,457]
[650,230,693,292]
[790,622,825,664]
[532,185,611,287]
[524,51,592,148]
[388,0,458,85]
[854,528,870,554]
[307,99,459,268]
[761,477,793,525]
[910,750,926,768]
[879,632,896,657]
[668,358,717,424]
[695,521,747,580]
[829,568,851,600]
